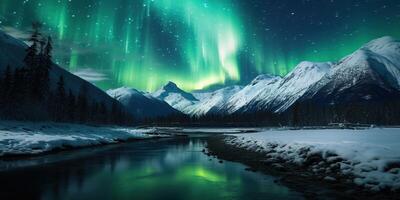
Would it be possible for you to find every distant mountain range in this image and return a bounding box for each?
[110,36,400,125]
[106,87,180,120]
[2,27,399,125]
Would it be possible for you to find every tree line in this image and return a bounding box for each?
[187,97,400,127]
[0,23,133,125]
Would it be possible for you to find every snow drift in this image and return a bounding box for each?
[0,121,161,157]
[225,128,400,191]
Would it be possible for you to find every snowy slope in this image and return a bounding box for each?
[225,128,400,191]
[221,74,281,114]
[151,61,331,116]
[187,85,243,117]
[152,81,199,114]
[363,36,400,87]
[107,87,181,119]
[149,36,400,118]
[0,30,27,68]
[0,121,163,157]
[303,36,400,105]
[222,61,331,114]
[263,61,332,113]
[152,82,244,117]
[224,36,399,116]
[0,30,122,110]
[192,91,214,102]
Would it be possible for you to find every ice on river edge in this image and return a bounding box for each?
[0,121,162,156]
[225,128,400,191]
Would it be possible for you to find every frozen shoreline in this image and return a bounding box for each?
[0,121,164,157]
[224,128,400,191]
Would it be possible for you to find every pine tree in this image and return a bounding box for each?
[99,101,107,124]
[54,76,66,121]
[24,22,41,70]
[66,89,76,122]
[56,76,66,100]
[11,68,27,102]
[111,101,118,124]
[24,22,43,100]
[0,65,12,105]
[77,84,88,123]
[90,101,99,123]
[41,36,52,94]
[8,68,28,119]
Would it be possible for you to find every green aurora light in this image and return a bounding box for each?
[0,0,399,91]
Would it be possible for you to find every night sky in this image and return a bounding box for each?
[0,0,399,91]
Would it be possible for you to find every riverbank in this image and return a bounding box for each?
[0,136,305,200]
[0,121,264,158]
[0,121,168,157]
[206,128,400,199]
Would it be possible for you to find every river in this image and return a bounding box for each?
[0,136,303,200]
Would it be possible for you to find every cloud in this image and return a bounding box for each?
[0,26,30,43]
[73,68,109,82]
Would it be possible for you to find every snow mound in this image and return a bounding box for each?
[225,128,400,191]
[0,121,162,157]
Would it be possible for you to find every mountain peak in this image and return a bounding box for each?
[297,61,332,70]
[364,36,398,47]
[289,61,332,78]
[106,87,143,99]
[152,81,198,103]
[361,36,400,57]
[254,74,277,81]
[250,74,281,85]
[163,81,179,91]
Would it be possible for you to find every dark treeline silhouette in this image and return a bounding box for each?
[140,113,189,126]
[185,98,400,127]
[126,99,400,127]
[0,23,133,125]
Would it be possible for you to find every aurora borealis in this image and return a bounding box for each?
[0,0,399,91]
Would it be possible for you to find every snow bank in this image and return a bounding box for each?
[225,128,400,191]
[0,121,161,156]
[178,127,261,134]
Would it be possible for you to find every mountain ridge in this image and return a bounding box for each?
[148,36,400,125]
[107,87,181,120]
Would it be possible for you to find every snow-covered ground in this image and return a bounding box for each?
[0,121,163,156]
[225,128,400,191]
[179,128,263,134]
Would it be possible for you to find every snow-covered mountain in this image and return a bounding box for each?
[150,62,332,117]
[212,61,332,115]
[152,81,199,114]
[0,30,121,110]
[154,36,400,122]
[221,74,281,114]
[187,85,243,117]
[107,87,181,119]
[152,81,243,116]
[238,61,332,113]
[301,36,400,105]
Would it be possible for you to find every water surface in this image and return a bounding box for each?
[0,137,303,200]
